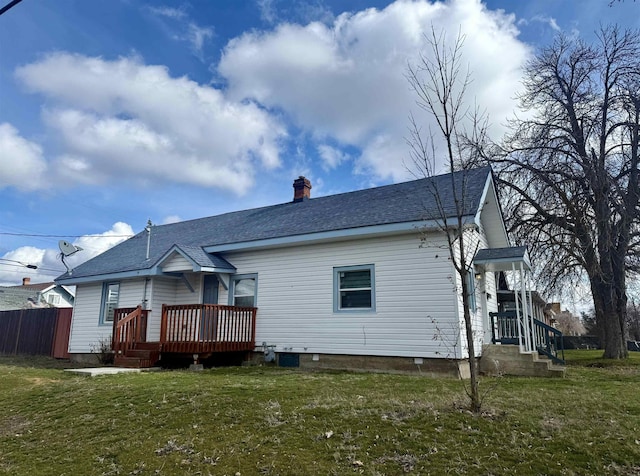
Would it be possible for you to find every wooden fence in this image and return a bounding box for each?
[0,308,72,358]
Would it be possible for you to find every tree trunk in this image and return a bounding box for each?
[591,277,628,359]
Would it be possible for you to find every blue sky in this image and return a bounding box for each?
[0,0,638,287]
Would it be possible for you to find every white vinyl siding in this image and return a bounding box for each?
[450,228,486,358]
[68,228,500,358]
[175,273,200,303]
[161,253,193,272]
[68,279,147,353]
[219,232,461,359]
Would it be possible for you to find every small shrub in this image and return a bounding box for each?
[90,337,114,365]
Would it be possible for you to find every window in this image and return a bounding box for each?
[334,265,375,312]
[466,270,477,312]
[230,274,257,307]
[47,294,61,305]
[100,282,120,324]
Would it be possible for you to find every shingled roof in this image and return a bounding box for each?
[57,167,492,283]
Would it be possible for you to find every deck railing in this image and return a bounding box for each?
[112,306,149,354]
[160,304,257,354]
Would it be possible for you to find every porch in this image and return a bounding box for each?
[490,310,565,365]
[111,304,257,368]
[474,246,566,373]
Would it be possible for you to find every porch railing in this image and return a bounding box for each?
[160,304,257,354]
[533,318,565,365]
[112,306,149,354]
[490,311,565,365]
[490,311,521,346]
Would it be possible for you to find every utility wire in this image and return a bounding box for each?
[0,0,23,16]
[0,262,65,273]
[0,232,134,238]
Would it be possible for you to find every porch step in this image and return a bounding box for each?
[114,343,161,369]
[133,342,162,352]
[125,349,158,359]
[480,344,566,378]
[114,355,156,368]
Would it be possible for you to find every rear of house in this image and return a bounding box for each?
[58,167,510,375]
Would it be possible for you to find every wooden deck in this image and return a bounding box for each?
[112,304,257,367]
[160,304,257,354]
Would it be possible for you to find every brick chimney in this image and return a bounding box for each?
[22,277,31,286]
[293,176,312,202]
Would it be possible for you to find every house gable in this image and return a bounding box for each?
[475,173,509,249]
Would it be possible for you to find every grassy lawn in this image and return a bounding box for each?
[0,353,639,475]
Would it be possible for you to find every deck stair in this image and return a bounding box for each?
[114,342,161,368]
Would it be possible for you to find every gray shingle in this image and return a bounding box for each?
[58,167,491,281]
[172,245,236,270]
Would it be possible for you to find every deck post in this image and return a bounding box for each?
[160,304,167,344]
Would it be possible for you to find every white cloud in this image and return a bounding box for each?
[257,0,278,24]
[187,23,214,58]
[69,222,134,265]
[0,123,48,191]
[219,0,530,181]
[161,215,181,225]
[531,14,561,32]
[256,0,334,26]
[317,144,349,170]
[16,53,286,194]
[147,5,214,59]
[0,223,134,285]
[148,6,187,20]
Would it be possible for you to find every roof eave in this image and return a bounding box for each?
[203,216,477,253]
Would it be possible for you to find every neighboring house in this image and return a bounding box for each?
[0,278,75,311]
[547,303,586,336]
[56,167,561,374]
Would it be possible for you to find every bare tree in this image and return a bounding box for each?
[490,26,640,359]
[406,28,489,413]
[553,309,587,336]
[627,300,640,341]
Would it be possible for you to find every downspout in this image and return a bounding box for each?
[142,277,150,310]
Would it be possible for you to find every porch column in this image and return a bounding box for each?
[512,262,523,351]
[519,262,532,353]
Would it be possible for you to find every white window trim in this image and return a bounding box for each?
[228,274,258,307]
[100,282,120,326]
[333,264,376,313]
[467,270,477,313]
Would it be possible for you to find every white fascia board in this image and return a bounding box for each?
[475,174,509,247]
[473,174,492,226]
[57,264,238,286]
[203,218,476,253]
[56,268,158,285]
[197,266,236,274]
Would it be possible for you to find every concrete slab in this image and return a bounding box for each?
[65,367,159,377]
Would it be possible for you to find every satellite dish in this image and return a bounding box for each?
[58,240,83,275]
[58,240,83,257]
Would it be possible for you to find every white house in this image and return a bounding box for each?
[56,167,562,375]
